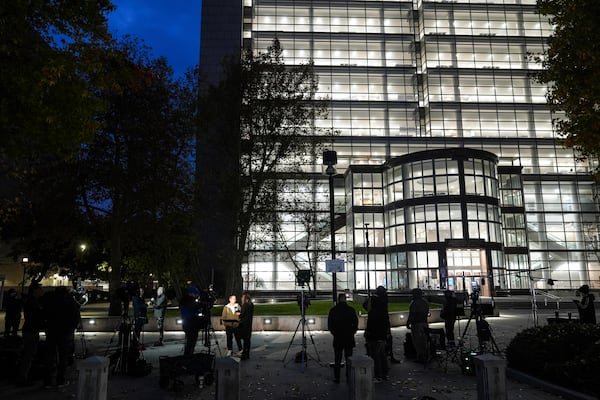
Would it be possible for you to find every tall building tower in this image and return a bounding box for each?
[200,0,599,294]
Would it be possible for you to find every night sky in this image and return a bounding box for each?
[107,0,201,78]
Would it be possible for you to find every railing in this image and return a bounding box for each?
[534,289,561,309]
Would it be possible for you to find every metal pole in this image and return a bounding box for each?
[329,172,337,306]
[365,223,371,297]
[529,272,538,326]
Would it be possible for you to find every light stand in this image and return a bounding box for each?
[324,150,338,306]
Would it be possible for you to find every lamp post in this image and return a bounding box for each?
[364,223,371,298]
[323,150,338,305]
[21,257,29,295]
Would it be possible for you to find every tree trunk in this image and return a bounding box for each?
[107,221,123,316]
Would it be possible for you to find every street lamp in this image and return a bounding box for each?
[21,257,29,294]
[323,150,338,305]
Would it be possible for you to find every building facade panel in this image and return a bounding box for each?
[201,0,600,293]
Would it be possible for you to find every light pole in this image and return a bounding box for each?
[21,257,29,295]
[365,223,371,297]
[323,150,338,305]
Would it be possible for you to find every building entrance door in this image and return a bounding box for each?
[445,248,491,297]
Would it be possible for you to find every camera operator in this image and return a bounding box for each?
[132,287,148,348]
[440,290,458,347]
[180,287,204,355]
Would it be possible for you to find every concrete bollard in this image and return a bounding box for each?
[76,356,110,400]
[473,353,507,400]
[216,356,240,400]
[348,354,373,400]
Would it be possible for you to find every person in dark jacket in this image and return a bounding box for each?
[16,283,44,386]
[364,293,390,381]
[407,288,430,363]
[372,286,401,363]
[4,288,22,337]
[238,292,254,360]
[574,285,596,324]
[180,287,202,355]
[132,288,148,348]
[441,290,458,346]
[42,287,81,388]
[328,293,358,383]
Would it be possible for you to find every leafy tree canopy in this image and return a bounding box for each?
[0,0,115,160]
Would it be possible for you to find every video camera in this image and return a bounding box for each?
[194,287,217,329]
[296,270,312,287]
[470,287,480,304]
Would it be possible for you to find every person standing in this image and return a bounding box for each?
[153,286,167,346]
[406,288,430,363]
[221,294,242,356]
[4,288,22,337]
[327,293,358,383]
[42,287,81,388]
[16,283,44,386]
[364,292,390,381]
[441,290,458,346]
[238,292,254,360]
[373,286,401,364]
[132,287,148,348]
[180,287,202,355]
[574,285,596,324]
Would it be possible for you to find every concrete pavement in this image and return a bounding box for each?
[1,306,592,400]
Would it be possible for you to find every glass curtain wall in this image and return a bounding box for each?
[233,0,600,291]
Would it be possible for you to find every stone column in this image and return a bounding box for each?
[348,354,373,400]
[216,356,240,400]
[473,353,507,400]
[77,356,109,400]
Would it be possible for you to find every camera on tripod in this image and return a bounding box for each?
[296,270,312,287]
[470,287,480,304]
[194,288,217,329]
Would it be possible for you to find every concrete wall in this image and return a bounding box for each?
[78,310,444,332]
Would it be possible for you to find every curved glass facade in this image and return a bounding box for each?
[348,149,502,296]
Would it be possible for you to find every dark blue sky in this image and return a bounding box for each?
[108,1,201,78]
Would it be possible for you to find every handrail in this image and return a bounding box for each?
[534,289,561,309]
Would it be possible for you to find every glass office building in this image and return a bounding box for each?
[200,0,599,294]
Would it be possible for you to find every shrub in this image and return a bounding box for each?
[506,323,600,397]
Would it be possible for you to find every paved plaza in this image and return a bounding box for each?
[1,304,592,400]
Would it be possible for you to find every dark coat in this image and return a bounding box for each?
[365,296,389,342]
[407,297,429,325]
[576,293,596,324]
[43,289,80,337]
[238,301,254,337]
[441,296,458,321]
[328,301,358,348]
[180,294,201,332]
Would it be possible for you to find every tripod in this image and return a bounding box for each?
[107,314,134,375]
[201,316,222,357]
[282,286,321,370]
[458,300,500,355]
[75,323,88,360]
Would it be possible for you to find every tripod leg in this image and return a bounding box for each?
[304,323,321,363]
[282,318,303,364]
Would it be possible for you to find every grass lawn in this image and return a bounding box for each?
[212,300,410,317]
[166,299,435,318]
